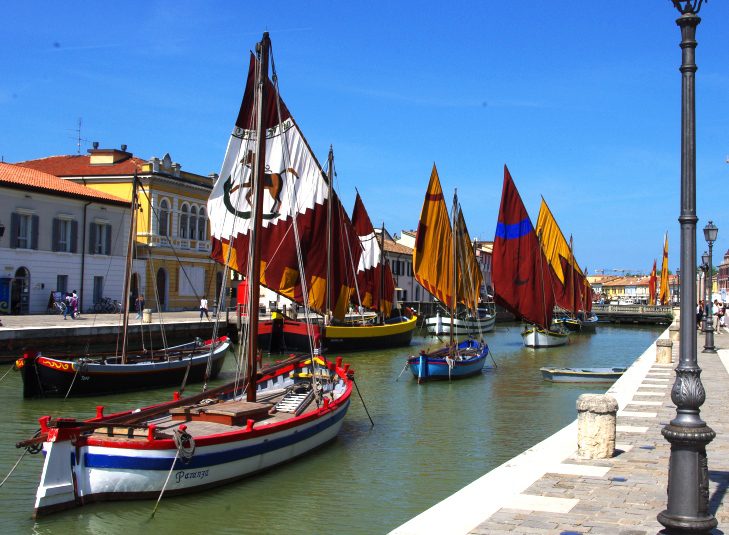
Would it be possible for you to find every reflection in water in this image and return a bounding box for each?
[1,323,662,534]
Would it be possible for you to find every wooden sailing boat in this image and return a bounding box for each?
[535,197,596,333]
[492,166,568,348]
[14,174,230,397]
[236,148,416,352]
[320,189,417,350]
[406,164,490,382]
[18,33,354,517]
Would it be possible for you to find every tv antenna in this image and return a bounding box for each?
[68,118,91,154]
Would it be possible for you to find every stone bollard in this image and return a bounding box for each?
[576,394,618,459]
[668,323,680,342]
[142,308,152,324]
[656,338,673,364]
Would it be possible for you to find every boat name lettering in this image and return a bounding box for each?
[175,469,209,484]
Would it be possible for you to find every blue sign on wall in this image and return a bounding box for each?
[0,277,10,314]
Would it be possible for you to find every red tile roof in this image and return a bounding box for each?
[15,154,146,177]
[0,163,128,205]
[384,239,412,255]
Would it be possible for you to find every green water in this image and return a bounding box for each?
[0,323,662,534]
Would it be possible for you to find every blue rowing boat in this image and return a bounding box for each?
[408,339,490,383]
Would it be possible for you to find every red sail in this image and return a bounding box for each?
[208,54,362,320]
[492,165,555,329]
[351,193,394,316]
[649,259,657,305]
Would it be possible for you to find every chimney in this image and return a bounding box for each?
[121,144,127,152]
[92,141,99,149]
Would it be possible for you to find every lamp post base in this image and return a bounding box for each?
[657,423,717,534]
[701,346,716,353]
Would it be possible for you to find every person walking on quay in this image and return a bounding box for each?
[714,299,725,331]
[200,297,210,320]
[69,293,79,319]
[63,292,74,320]
[135,294,145,319]
[697,300,704,330]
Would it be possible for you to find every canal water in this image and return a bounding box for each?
[0,323,662,534]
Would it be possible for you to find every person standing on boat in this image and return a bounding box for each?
[135,294,145,319]
[200,297,210,320]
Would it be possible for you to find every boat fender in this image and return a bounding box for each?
[174,425,195,463]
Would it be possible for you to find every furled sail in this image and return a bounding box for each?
[492,165,556,329]
[207,54,361,320]
[352,192,394,316]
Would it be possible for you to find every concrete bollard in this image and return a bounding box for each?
[668,323,680,342]
[576,394,618,459]
[142,308,152,324]
[656,338,673,364]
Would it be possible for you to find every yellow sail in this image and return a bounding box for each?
[535,198,583,284]
[659,232,669,305]
[413,164,454,308]
[455,207,483,313]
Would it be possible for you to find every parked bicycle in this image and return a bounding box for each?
[93,297,123,314]
[49,301,67,315]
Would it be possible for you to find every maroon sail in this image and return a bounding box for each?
[492,165,555,329]
[351,193,394,316]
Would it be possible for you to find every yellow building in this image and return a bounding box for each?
[17,145,225,311]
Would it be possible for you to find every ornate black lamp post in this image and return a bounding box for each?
[658,1,717,533]
[702,221,717,352]
[701,252,709,332]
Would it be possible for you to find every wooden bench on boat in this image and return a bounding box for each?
[170,400,272,426]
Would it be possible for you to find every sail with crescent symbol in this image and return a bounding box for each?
[207,54,361,320]
[492,165,555,329]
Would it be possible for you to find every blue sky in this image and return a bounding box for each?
[1,1,727,275]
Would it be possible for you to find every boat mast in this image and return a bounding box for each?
[379,221,386,323]
[246,32,271,403]
[569,235,576,316]
[450,190,457,348]
[120,174,139,364]
[325,146,333,321]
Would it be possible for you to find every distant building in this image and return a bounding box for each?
[17,146,223,311]
[717,249,729,297]
[0,162,130,314]
[601,274,678,305]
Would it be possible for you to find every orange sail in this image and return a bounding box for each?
[659,233,669,305]
[412,164,482,313]
[413,164,455,309]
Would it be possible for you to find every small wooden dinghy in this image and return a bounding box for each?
[540,366,626,383]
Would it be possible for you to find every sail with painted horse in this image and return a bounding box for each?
[492,166,568,347]
[18,33,355,517]
[406,164,491,383]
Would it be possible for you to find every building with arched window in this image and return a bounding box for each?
[17,147,225,311]
[0,162,130,314]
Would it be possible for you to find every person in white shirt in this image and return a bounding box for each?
[200,297,210,320]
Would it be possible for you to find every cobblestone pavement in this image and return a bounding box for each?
[470,327,729,535]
